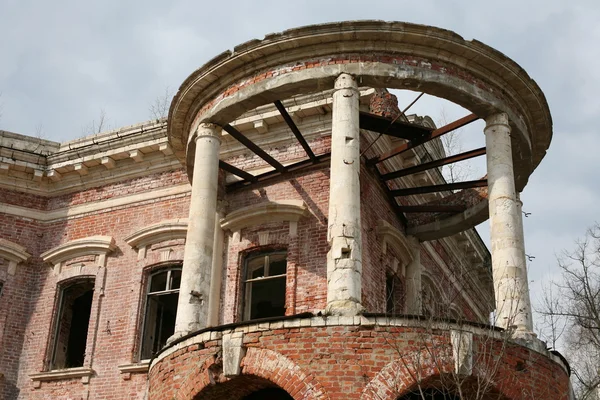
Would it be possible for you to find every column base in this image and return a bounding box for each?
[325,300,363,316]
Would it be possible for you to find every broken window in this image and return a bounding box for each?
[140,267,181,360]
[385,273,404,314]
[50,279,95,370]
[243,252,287,321]
[421,275,442,317]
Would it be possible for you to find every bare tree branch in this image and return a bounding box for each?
[149,87,171,122]
[538,223,600,398]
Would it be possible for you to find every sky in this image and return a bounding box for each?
[1,0,599,343]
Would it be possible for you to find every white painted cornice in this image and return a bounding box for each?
[125,219,188,260]
[376,220,414,264]
[125,219,189,249]
[41,235,116,267]
[0,238,31,275]
[221,200,308,232]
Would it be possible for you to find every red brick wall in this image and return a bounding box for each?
[148,321,570,400]
[0,170,190,399]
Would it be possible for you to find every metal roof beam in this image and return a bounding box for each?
[223,124,287,173]
[274,100,317,162]
[368,113,479,165]
[391,179,487,196]
[382,147,486,181]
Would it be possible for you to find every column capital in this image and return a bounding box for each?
[484,112,510,131]
[334,73,359,91]
[195,123,222,142]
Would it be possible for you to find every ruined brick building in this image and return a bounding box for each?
[0,21,570,399]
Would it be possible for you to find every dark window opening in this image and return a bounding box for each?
[51,279,94,370]
[0,281,4,297]
[140,268,181,360]
[242,388,294,400]
[243,252,287,321]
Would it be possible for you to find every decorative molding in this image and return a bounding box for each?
[221,200,308,232]
[125,219,188,260]
[0,238,31,275]
[30,367,95,387]
[376,220,414,265]
[0,184,191,223]
[118,362,149,380]
[41,236,116,274]
[125,219,188,249]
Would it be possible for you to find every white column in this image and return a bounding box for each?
[325,73,363,316]
[485,113,533,336]
[173,123,222,338]
[207,208,225,327]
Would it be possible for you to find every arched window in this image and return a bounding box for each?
[243,251,287,321]
[140,266,181,359]
[50,278,95,370]
[421,275,444,317]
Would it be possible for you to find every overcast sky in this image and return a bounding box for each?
[1,0,598,342]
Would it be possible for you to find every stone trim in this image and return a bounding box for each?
[150,315,564,374]
[41,236,116,275]
[30,367,95,388]
[125,219,188,260]
[0,184,191,223]
[0,238,31,275]
[377,220,414,263]
[220,200,308,232]
[118,362,149,380]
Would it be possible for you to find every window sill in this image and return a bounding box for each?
[30,367,94,388]
[118,361,150,380]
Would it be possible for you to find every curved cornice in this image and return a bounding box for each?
[220,200,308,232]
[0,238,31,275]
[0,238,31,263]
[376,220,414,264]
[125,219,189,249]
[169,20,551,187]
[41,235,116,265]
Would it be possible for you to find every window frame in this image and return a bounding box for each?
[242,250,288,321]
[139,265,182,361]
[49,277,96,371]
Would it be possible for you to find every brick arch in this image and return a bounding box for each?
[361,348,510,400]
[176,347,329,400]
[361,347,454,400]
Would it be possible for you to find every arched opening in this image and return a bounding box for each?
[193,375,294,400]
[398,388,459,400]
[395,375,511,400]
[242,387,293,400]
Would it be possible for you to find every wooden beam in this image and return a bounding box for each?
[382,147,486,181]
[223,124,287,173]
[219,161,257,183]
[227,153,331,191]
[397,205,467,213]
[359,111,432,141]
[368,113,479,165]
[391,179,487,197]
[274,101,317,162]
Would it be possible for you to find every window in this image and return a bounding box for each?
[140,267,181,360]
[385,273,404,314]
[421,275,442,317]
[243,252,287,321]
[51,279,95,370]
